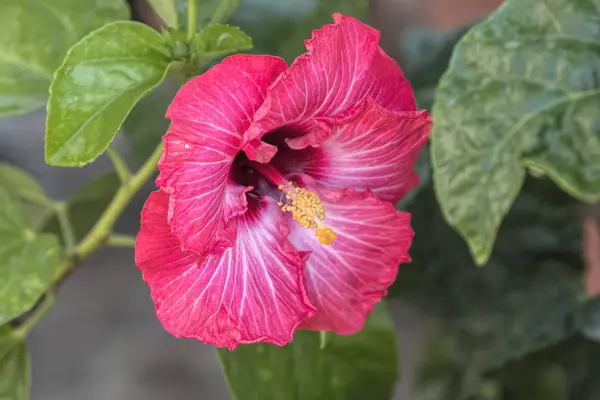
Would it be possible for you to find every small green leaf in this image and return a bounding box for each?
[431,0,600,264]
[45,21,173,167]
[43,172,120,241]
[0,326,29,400]
[0,164,49,206]
[0,188,61,325]
[194,24,252,64]
[217,304,397,400]
[148,0,178,27]
[0,0,129,117]
[0,163,53,228]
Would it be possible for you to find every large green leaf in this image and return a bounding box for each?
[0,188,61,325]
[431,0,600,264]
[217,304,397,400]
[230,0,368,60]
[45,21,173,167]
[0,326,29,400]
[0,0,129,117]
[43,172,120,241]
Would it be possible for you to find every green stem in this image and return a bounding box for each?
[107,145,132,183]
[187,0,198,39]
[55,201,76,254]
[14,293,55,339]
[53,142,163,287]
[107,234,137,248]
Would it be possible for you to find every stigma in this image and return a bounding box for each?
[277,182,337,245]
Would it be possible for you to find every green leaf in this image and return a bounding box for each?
[431,0,600,264]
[43,172,120,241]
[148,0,178,27]
[45,21,173,167]
[230,0,368,61]
[0,326,29,400]
[0,188,61,325]
[0,0,129,117]
[194,24,252,64]
[0,164,53,228]
[0,164,50,206]
[217,304,397,400]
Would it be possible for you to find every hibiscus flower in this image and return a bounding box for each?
[135,13,431,350]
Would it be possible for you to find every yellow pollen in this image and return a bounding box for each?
[278,181,337,245]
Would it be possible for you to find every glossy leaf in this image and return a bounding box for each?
[45,21,173,167]
[194,24,252,64]
[0,326,29,400]
[0,0,129,117]
[0,188,61,325]
[431,0,600,264]
[148,0,178,27]
[43,172,120,241]
[217,304,397,400]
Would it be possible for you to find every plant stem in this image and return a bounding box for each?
[14,293,55,339]
[187,0,197,39]
[53,142,163,288]
[107,145,132,183]
[55,201,76,254]
[107,234,137,248]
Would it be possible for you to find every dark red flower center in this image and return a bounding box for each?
[230,129,336,245]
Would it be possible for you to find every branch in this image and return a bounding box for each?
[15,143,163,334]
[107,234,137,248]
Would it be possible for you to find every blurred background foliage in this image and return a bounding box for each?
[1,0,600,399]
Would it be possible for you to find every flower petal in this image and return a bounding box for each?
[157,54,287,255]
[136,190,315,350]
[287,178,413,334]
[289,102,431,204]
[244,13,416,155]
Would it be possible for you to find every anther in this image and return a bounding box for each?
[278,182,337,245]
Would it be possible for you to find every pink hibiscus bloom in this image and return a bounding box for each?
[135,14,431,350]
